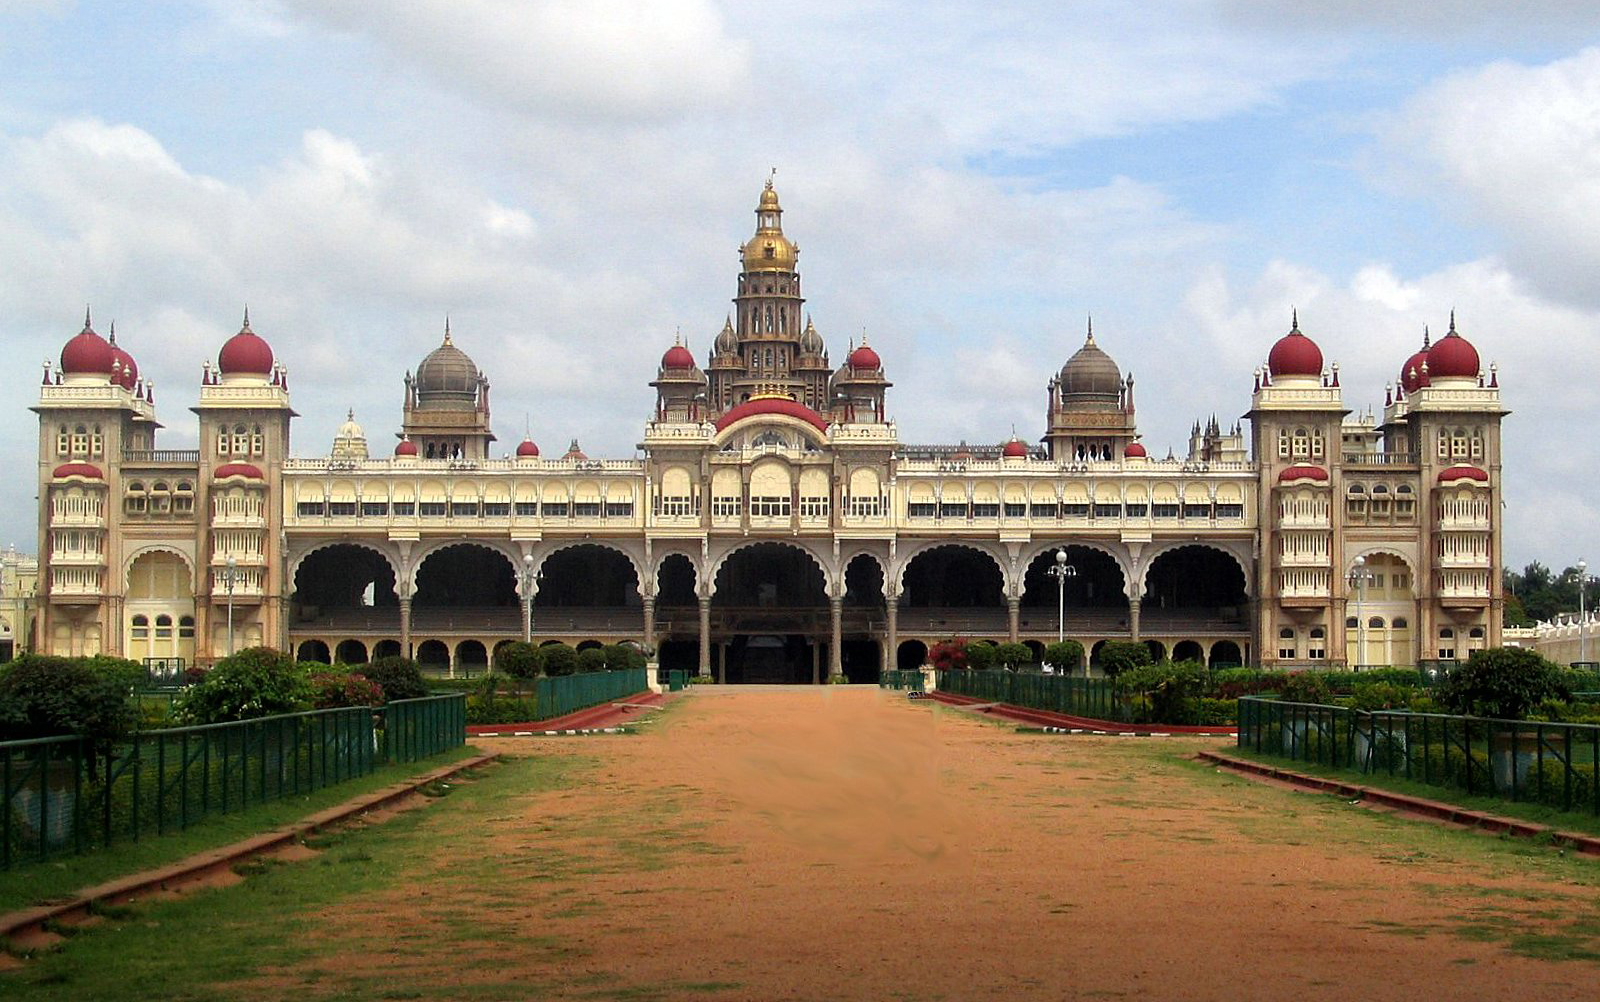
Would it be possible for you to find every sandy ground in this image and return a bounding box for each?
[315,686,1600,1000]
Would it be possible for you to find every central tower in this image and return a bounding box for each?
[707,178,831,415]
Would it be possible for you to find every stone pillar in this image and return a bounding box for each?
[698,596,712,677]
[829,596,844,680]
[642,595,656,653]
[811,642,821,685]
[1128,596,1141,641]
[886,597,900,673]
[1007,597,1021,642]
[400,596,412,659]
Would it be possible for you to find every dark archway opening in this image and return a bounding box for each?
[1145,639,1167,662]
[534,545,641,639]
[456,640,488,674]
[293,545,398,632]
[1210,640,1243,668]
[842,639,880,684]
[297,639,331,664]
[415,545,517,608]
[335,639,368,665]
[897,639,929,671]
[373,639,402,660]
[1020,545,1128,638]
[713,544,828,683]
[900,545,1006,638]
[658,639,698,673]
[1172,639,1204,664]
[416,639,450,671]
[1140,546,1248,634]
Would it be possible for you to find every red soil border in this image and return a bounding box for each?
[1199,749,1600,856]
[929,690,1237,736]
[466,690,667,736]
[0,752,500,944]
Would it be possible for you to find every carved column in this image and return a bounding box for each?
[1007,596,1021,642]
[400,595,413,659]
[698,595,712,677]
[1127,595,1141,641]
[642,594,656,653]
[829,596,844,680]
[886,597,899,674]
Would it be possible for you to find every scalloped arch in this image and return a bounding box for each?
[892,540,1011,596]
[408,539,522,594]
[1018,540,1134,596]
[124,544,197,593]
[290,540,402,592]
[531,540,645,596]
[708,539,833,598]
[1138,541,1253,598]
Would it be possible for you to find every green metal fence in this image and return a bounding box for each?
[2,695,467,870]
[1237,696,1600,816]
[880,669,925,692]
[382,694,467,764]
[533,668,648,721]
[935,670,1126,721]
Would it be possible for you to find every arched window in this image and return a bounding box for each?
[57,425,70,456]
[1392,617,1408,629]
[178,616,195,639]
[1368,616,1385,629]
[251,424,265,456]
[154,615,173,640]
[1468,626,1485,639]
[130,614,149,639]
[71,424,89,457]
[1292,427,1310,459]
[1307,627,1326,659]
[1438,627,1455,639]
[1277,627,1297,659]
[1345,617,1358,629]
[90,424,104,457]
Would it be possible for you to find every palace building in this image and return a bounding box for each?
[29,180,1506,682]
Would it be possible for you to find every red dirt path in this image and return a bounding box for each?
[319,686,1600,1000]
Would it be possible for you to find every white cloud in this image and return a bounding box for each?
[1375,47,1600,307]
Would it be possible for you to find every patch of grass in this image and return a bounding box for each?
[0,746,483,913]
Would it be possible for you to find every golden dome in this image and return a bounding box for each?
[741,178,797,273]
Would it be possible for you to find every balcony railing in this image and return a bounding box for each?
[122,449,202,464]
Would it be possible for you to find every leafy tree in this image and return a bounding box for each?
[0,655,140,759]
[602,643,648,672]
[1098,640,1153,678]
[173,646,312,723]
[577,647,607,673]
[1117,660,1208,724]
[1044,640,1084,674]
[928,637,973,670]
[540,643,579,677]
[362,656,430,700]
[1502,592,1534,629]
[1436,647,1572,720]
[966,641,998,671]
[994,642,1032,670]
[497,643,544,680]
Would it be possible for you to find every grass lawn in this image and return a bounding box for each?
[0,745,482,914]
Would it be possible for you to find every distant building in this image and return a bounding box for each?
[0,545,39,661]
[29,180,1506,680]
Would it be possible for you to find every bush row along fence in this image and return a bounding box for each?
[1,694,466,871]
[935,670,1126,721]
[533,668,648,721]
[1237,696,1600,816]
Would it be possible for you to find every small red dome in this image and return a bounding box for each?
[713,398,830,433]
[218,313,274,376]
[1426,321,1479,380]
[1437,464,1488,484]
[1002,437,1028,458]
[1278,464,1329,483]
[394,438,418,457]
[516,437,540,457]
[214,462,264,479]
[661,343,694,370]
[1399,348,1430,393]
[1267,317,1323,378]
[61,316,114,376]
[848,343,881,371]
[1124,442,1147,458]
[52,462,103,479]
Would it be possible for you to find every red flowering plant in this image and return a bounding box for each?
[308,669,385,709]
[928,637,974,671]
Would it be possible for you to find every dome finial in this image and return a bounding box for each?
[241,304,251,332]
[1448,309,1457,334]
[860,325,869,347]
[84,304,92,331]
[347,407,355,422]
[1291,307,1299,333]
[443,315,452,345]
[766,166,777,190]
[108,320,116,344]
[1422,324,1431,348]
[1086,314,1094,344]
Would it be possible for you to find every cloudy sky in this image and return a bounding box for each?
[3,0,1599,572]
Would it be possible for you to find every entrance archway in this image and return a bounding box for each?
[1210,640,1243,668]
[900,545,1006,638]
[1140,545,1248,633]
[416,639,450,671]
[1172,639,1204,664]
[712,543,828,683]
[297,639,331,664]
[335,639,368,664]
[897,639,928,671]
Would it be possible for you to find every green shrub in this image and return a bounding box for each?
[540,643,579,677]
[1043,640,1083,673]
[1196,697,1238,726]
[362,656,431,700]
[497,643,543,680]
[1436,647,1571,720]
[81,654,147,695]
[309,670,384,709]
[1348,682,1415,712]
[602,644,647,672]
[994,642,1032,670]
[1210,668,1289,699]
[1098,640,1152,678]
[577,648,607,673]
[173,647,312,724]
[1278,671,1333,705]
[965,641,998,672]
[1118,660,1208,724]
[0,654,140,757]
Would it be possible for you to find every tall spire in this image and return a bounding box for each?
[1086,314,1094,344]
[1290,306,1299,333]
[1422,324,1431,348]
[241,304,251,332]
[84,304,92,331]
[1448,308,1457,334]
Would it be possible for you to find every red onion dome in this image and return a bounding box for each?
[108,329,138,389]
[52,462,104,479]
[661,342,694,370]
[1399,349,1430,393]
[516,437,540,457]
[1124,442,1147,458]
[1002,437,1028,458]
[214,462,264,479]
[1266,311,1323,378]
[60,310,114,376]
[1278,464,1329,483]
[1437,464,1489,484]
[1426,315,1479,380]
[218,310,274,376]
[848,343,881,371]
[394,438,419,457]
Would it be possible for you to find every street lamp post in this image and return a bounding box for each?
[222,555,238,657]
[1048,549,1077,672]
[1349,555,1370,671]
[1579,558,1589,665]
[521,553,536,644]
